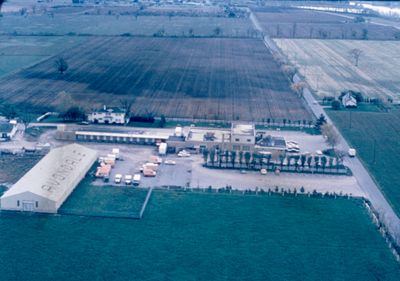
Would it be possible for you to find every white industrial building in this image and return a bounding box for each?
[0,144,98,213]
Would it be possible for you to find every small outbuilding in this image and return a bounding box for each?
[0,143,97,213]
[0,121,17,141]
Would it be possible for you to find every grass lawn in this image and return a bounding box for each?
[1,189,399,281]
[59,180,149,218]
[328,109,400,216]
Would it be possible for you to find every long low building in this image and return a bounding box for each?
[0,143,98,213]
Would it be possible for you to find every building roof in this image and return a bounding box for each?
[186,128,230,143]
[0,122,14,133]
[231,123,255,136]
[256,135,287,148]
[1,144,98,202]
[91,106,126,114]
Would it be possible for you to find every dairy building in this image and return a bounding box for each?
[0,144,97,213]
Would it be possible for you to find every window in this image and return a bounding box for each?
[235,138,240,142]
[247,139,252,142]
[17,200,20,207]
[233,145,240,151]
[242,146,250,151]
[35,201,38,208]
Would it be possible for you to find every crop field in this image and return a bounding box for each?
[0,37,311,122]
[0,36,84,78]
[0,154,44,184]
[1,190,399,281]
[254,7,400,40]
[0,14,256,37]
[275,39,400,101]
[328,109,400,216]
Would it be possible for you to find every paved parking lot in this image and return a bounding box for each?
[84,144,364,197]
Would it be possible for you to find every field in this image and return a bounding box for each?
[328,109,400,216]
[0,14,256,37]
[0,154,43,184]
[254,7,400,40]
[0,37,311,122]
[59,181,149,218]
[1,190,399,281]
[275,39,400,101]
[0,36,84,78]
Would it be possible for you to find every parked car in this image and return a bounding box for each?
[114,174,122,184]
[133,174,141,186]
[178,150,191,157]
[125,175,133,185]
[164,160,176,165]
[260,168,267,175]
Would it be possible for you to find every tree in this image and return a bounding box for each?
[307,156,312,168]
[60,107,85,122]
[0,103,17,119]
[119,98,135,115]
[0,1,6,12]
[244,151,251,168]
[331,100,341,110]
[188,28,194,37]
[321,156,327,171]
[209,149,216,166]
[361,28,368,40]
[238,150,243,167]
[321,124,340,149]
[300,154,306,169]
[202,149,209,164]
[291,82,306,97]
[54,57,69,74]
[159,115,166,128]
[213,27,222,36]
[314,114,327,132]
[231,150,237,168]
[314,156,320,171]
[349,48,362,67]
[354,15,365,23]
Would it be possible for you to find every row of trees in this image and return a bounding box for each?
[202,148,344,172]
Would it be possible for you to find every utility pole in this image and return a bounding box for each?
[349,111,352,129]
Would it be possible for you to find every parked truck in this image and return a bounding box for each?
[133,174,141,186]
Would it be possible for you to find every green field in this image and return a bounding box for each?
[0,36,84,77]
[0,14,255,37]
[1,190,399,281]
[328,109,400,216]
[59,181,148,218]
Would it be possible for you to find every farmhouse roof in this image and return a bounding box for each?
[92,105,126,114]
[1,144,98,202]
[342,93,357,107]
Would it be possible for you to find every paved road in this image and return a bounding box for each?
[249,11,400,242]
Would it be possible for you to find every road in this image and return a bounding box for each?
[249,11,400,243]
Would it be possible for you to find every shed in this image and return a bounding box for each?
[0,143,98,213]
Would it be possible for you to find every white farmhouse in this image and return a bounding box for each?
[88,105,128,124]
[342,93,358,108]
[0,144,98,213]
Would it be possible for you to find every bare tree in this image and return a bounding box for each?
[54,57,69,74]
[291,82,307,97]
[213,27,222,36]
[349,48,362,67]
[119,98,135,115]
[0,0,6,11]
[321,124,340,149]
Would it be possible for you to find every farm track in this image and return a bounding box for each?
[0,37,311,122]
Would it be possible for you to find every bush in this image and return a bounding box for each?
[331,100,341,110]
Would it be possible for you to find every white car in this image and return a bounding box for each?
[114,174,122,184]
[125,175,133,185]
[164,160,177,165]
[260,168,267,175]
[178,151,191,157]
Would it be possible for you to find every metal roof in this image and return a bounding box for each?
[1,144,98,202]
